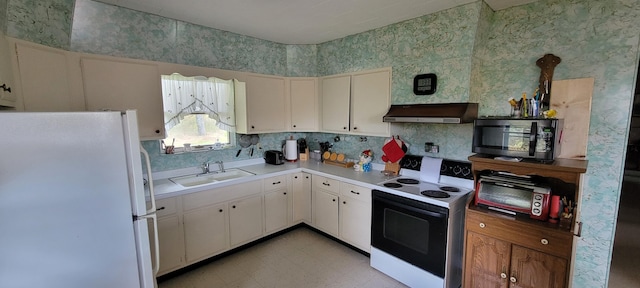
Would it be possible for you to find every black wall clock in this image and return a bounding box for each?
[413,73,437,95]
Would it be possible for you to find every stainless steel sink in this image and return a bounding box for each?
[170,168,255,187]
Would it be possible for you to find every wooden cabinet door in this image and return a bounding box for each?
[229,194,264,247]
[339,197,371,252]
[153,215,185,275]
[509,245,567,288]
[351,69,391,136]
[243,74,286,133]
[183,203,228,264]
[464,231,511,288]
[289,78,318,131]
[81,57,164,140]
[15,42,73,111]
[264,189,289,234]
[292,172,312,224]
[313,188,339,237]
[321,75,350,133]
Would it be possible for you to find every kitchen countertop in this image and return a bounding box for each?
[151,159,399,200]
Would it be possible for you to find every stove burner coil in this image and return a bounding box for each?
[383,183,403,188]
[421,190,451,198]
[396,178,419,185]
[439,186,460,192]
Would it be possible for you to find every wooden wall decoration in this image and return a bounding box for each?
[550,78,594,159]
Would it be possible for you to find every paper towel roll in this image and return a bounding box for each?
[284,139,298,161]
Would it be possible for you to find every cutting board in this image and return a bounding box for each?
[550,78,594,159]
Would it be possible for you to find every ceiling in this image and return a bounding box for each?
[95,0,538,45]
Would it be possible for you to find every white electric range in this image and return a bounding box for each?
[370,155,474,288]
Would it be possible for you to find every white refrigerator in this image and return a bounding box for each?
[0,110,159,288]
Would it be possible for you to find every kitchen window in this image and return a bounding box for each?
[161,73,242,153]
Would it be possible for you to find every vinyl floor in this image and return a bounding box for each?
[158,227,407,288]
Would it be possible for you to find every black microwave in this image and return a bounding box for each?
[472,118,563,162]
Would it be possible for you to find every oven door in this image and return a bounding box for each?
[371,190,449,277]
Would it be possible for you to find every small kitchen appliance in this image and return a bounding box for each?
[264,150,284,165]
[475,173,552,221]
[472,117,563,162]
[283,138,298,162]
[370,155,474,288]
[0,111,158,287]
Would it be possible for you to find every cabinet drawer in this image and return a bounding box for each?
[263,175,287,192]
[183,181,261,211]
[466,208,573,259]
[155,197,178,217]
[313,176,340,194]
[340,182,371,203]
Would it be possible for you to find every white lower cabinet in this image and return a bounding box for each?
[229,194,264,247]
[312,175,372,252]
[183,203,228,264]
[291,172,312,224]
[264,175,290,234]
[150,197,185,276]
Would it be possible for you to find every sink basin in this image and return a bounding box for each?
[170,168,255,187]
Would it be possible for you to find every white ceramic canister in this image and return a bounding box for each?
[283,139,298,161]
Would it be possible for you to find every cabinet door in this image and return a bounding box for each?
[510,245,567,288]
[321,75,350,133]
[351,69,390,136]
[289,78,318,131]
[292,172,312,224]
[339,197,371,252]
[0,34,16,107]
[264,189,289,234]
[243,74,286,133]
[152,215,185,276]
[229,194,263,247]
[313,188,339,237]
[464,231,511,288]
[183,203,228,264]
[81,58,164,140]
[15,43,73,111]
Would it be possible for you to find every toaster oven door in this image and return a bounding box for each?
[476,181,533,215]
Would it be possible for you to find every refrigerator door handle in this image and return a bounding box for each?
[140,145,160,276]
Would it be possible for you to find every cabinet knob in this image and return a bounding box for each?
[510,276,517,283]
[293,124,297,128]
[479,223,486,228]
[541,238,549,245]
[500,273,507,279]
[251,125,255,129]
[283,192,287,195]
[294,176,298,179]
[353,127,357,130]
[219,209,223,212]
[305,176,309,179]
[343,127,347,130]
[232,205,236,209]
[155,129,160,134]
[343,201,346,204]
[332,199,336,202]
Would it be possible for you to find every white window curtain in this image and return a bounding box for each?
[161,73,239,132]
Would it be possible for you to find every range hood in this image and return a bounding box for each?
[382,103,478,124]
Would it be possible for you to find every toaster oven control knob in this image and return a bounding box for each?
[533,208,541,215]
[533,202,541,207]
[534,194,543,200]
[541,238,549,245]
[479,223,486,228]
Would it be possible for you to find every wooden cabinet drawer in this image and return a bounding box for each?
[340,182,371,203]
[313,175,340,194]
[263,175,287,192]
[155,197,178,217]
[466,208,573,259]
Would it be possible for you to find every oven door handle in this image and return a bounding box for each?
[529,121,538,156]
[374,195,448,220]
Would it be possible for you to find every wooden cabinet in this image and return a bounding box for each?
[291,172,312,224]
[0,33,16,107]
[151,197,185,276]
[339,182,371,252]
[237,74,286,133]
[288,78,318,131]
[182,202,228,264]
[81,57,165,140]
[229,194,264,247]
[321,68,391,137]
[464,155,587,288]
[264,175,290,234]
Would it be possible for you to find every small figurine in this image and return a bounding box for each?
[355,150,373,172]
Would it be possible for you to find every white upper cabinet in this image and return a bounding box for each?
[288,78,319,131]
[321,68,391,137]
[237,74,286,134]
[81,57,165,140]
[321,75,351,133]
[0,33,16,107]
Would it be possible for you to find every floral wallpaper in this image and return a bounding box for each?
[4,0,640,286]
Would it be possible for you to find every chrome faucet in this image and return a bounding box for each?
[215,160,225,173]
[201,162,210,174]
